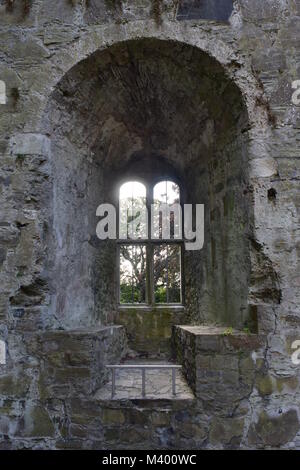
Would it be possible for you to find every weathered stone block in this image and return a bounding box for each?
[125,408,151,426]
[173,326,263,406]
[248,410,300,448]
[10,133,50,156]
[256,374,274,397]
[83,0,110,24]
[32,326,127,399]
[37,0,78,25]
[178,422,207,441]
[210,417,245,447]
[23,405,55,438]
[276,375,298,392]
[102,408,126,425]
[0,373,30,398]
[177,0,233,21]
[69,398,101,426]
[151,410,171,427]
[239,0,290,22]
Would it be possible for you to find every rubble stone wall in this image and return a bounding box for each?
[0,0,299,449]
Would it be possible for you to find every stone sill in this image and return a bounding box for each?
[174,325,265,353]
[95,397,196,408]
[119,305,185,312]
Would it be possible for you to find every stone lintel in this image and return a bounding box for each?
[10,133,51,156]
[36,325,125,340]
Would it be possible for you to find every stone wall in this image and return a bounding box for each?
[0,0,299,450]
[116,306,185,358]
[173,325,300,449]
[184,124,252,328]
[0,326,127,449]
[41,36,251,330]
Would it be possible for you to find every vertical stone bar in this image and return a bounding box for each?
[172,368,176,396]
[142,368,146,397]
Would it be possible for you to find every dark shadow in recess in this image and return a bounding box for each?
[177,0,234,22]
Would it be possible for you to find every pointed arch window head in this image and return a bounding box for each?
[153,181,181,240]
[153,180,180,206]
[119,181,146,200]
[118,179,183,306]
[119,181,147,240]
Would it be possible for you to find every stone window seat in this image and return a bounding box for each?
[173,325,266,402]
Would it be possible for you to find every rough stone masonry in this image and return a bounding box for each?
[0,0,300,450]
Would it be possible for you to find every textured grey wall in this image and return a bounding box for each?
[0,0,299,450]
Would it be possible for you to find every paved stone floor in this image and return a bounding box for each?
[96,360,194,400]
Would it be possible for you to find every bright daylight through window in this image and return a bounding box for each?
[119,180,182,305]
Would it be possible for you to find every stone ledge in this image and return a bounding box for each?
[35,325,125,340]
[10,133,50,156]
[95,397,196,407]
[175,325,266,353]
[26,326,127,400]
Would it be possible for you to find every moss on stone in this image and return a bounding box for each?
[0,374,30,398]
[276,376,298,393]
[210,417,245,446]
[248,410,300,447]
[256,374,274,396]
[117,306,185,357]
[102,408,125,425]
[151,410,171,427]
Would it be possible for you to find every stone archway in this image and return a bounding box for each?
[2,9,294,449]
[39,37,255,339]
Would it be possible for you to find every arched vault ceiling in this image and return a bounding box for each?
[48,39,248,171]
